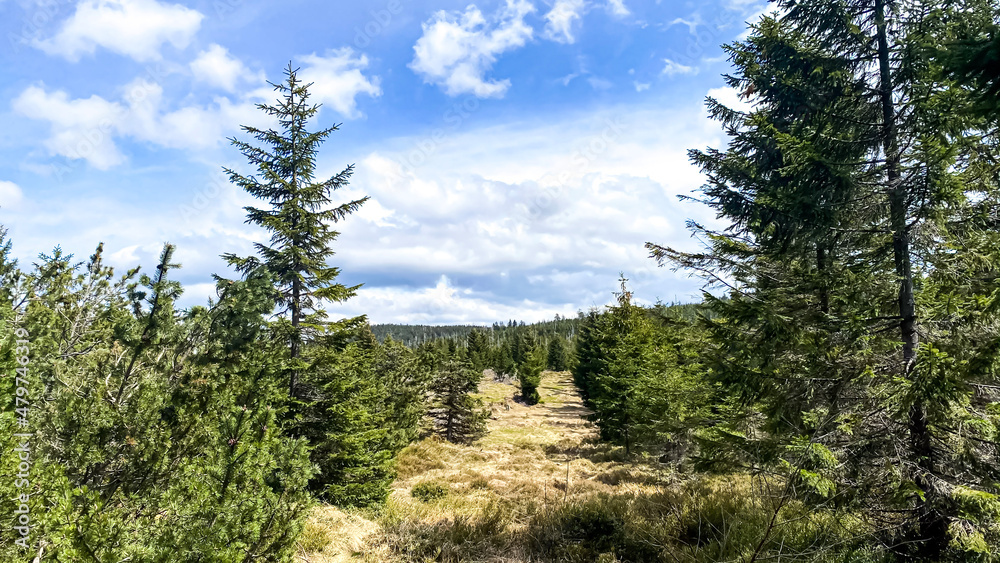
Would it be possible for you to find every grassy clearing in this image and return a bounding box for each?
[298,372,882,563]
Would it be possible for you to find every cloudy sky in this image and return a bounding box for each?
[0,0,765,324]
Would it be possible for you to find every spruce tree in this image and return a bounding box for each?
[466,328,490,373]
[517,334,544,405]
[223,63,368,398]
[546,336,569,372]
[429,359,487,444]
[649,1,1000,557]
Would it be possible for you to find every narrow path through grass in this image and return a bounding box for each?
[298,370,668,562]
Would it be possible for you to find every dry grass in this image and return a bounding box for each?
[298,370,670,562]
[297,371,879,563]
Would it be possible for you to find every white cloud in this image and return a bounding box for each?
[190,44,260,92]
[706,86,754,113]
[543,0,586,44]
[633,81,650,92]
[12,79,272,169]
[12,85,127,169]
[307,96,733,322]
[34,0,204,62]
[587,76,612,90]
[0,181,24,210]
[339,276,579,325]
[8,80,735,324]
[605,0,629,16]
[662,58,697,76]
[299,48,382,118]
[409,0,534,98]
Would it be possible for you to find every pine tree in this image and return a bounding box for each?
[11,243,313,560]
[648,1,1000,557]
[304,335,395,507]
[517,334,544,405]
[572,310,604,404]
[429,359,487,444]
[377,335,431,455]
[223,63,368,398]
[466,328,490,373]
[546,336,569,372]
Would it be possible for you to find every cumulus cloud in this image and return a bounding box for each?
[542,0,586,44]
[34,0,204,62]
[299,48,382,118]
[409,0,534,98]
[12,85,128,169]
[662,58,696,76]
[337,276,579,325]
[9,80,732,324]
[0,181,24,210]
[12,79,271,169]
[306,99,730,322]
[190,44,260,92]
[706,86,754,113]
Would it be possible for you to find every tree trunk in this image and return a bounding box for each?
[874,1,943,557]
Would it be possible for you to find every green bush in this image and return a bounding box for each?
[411,481,448,502]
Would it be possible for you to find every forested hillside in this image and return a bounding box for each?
[2,0,1000,561]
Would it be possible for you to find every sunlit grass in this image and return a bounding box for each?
[299,371,883,562]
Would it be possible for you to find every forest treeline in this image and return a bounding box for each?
[1,0,1000,561]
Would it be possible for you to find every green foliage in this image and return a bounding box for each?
[1,242,313,561]
[411,480,448,502]
[547,336,570,371]
[647,0,1000,557]
[429,359,488,444]
[517,334,544,405]
[300,336,395,508]
[573,279,711,457]
[223,62,368,397]
[466,329,490,373]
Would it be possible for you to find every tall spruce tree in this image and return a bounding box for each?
[649,1,1000,558]
[223,63,368,398]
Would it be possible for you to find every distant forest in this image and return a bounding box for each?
[371,302,703,346]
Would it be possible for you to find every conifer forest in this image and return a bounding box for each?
[2,0,1000,561]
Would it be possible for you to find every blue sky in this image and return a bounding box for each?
[0,0,766,324]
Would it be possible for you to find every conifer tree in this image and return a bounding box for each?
[572,310,604,404]
[429,359,487,443]
[466,328,490,373]
[224,63,368,398]
[517,333,544,405]
[377,335,432,454]
[304,335,395,507]
[9,243,313,560]
[546,336,569,372]
[649,1,1000,556]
